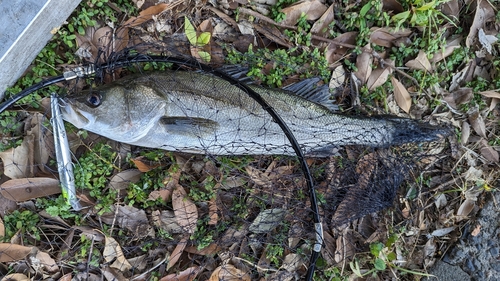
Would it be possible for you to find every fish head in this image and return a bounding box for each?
[60,79,166,143]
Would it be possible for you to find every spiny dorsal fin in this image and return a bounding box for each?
[219,65,338,111]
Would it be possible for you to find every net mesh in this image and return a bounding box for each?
[0,7,452,281]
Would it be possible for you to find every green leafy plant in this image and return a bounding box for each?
[2,210,41,241]
[75,142,118,214]
[185,17,212,62]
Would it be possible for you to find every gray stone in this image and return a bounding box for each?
[423,260,470,281]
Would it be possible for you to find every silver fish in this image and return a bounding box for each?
[60,70,449,156]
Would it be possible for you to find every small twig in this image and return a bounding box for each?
[232,256,279,272]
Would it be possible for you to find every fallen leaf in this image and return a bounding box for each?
[466,0,495,48]
[443,88,473,109]
[0,178,61,202]
[280,253,302,272]
[479,139,499,162]
[209,264,251,281]
[160,266,200,281]
[354,44,373,84]
[391,76,411,113]
[103,236,132,271]
[249,208,285,233]
[131,156,161,172]
[172,185,198,234]
[185,243,221,255]
[253,23,293,48]
[329,65,346,90]
[431,36,462,62]
[0,243,33,262]
[33,250,59,273]
[101,265,128,281]
[310,5,335,37]
[456,198,476,220]
[366,60,394,91]
[280,0,328,26]
[471,224,481,236]
[405,50,432,71]
[468,108,487,138]
[166,237,187,270]
[0,136,32,179]
[1,274,30,281]
[100,205,154,239]
[0,217,4,237]
[478,28,497,54]
[369,27,412,47]
[461,121,470,145]
[434,193,447,209]
[479,90,500,99]
[123,3,169,27]
[430,226,456,237]
[108,169,143,197]
[325,31,358,64]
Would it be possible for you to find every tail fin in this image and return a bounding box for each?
[382,116,452,145]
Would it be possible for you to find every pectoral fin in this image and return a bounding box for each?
[160,117,219,137]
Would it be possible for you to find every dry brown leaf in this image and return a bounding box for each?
[369,27,412,47]
[185,243,221,256]
[280,0,328,26]
[310,4,335,37]
[479,90,500,99]
[103,236,132,271]
[0,136,32,179]
[441,0,460,19]
[131,156,162,172]
[26,113,53,173]
[461,121,470,145]
[391,76,411,113]
[325,31,358,64]
[0,216,4,238]
[209,264,251,281]
[466,0,495,48]
[123,3,169,27]
[0,243,33,262]
[108,169,142,197]
[366,60,394,91]
[479,139,499,162]
[0,178,61,202]
[100,205,154,239]
[354,44,373,84]
[101,265,128,281]
[443,88,473,109]
[1,274,30,281]
[172,185,198,234]
[33,250,59,273]
[160,266,200,281]
[405,50,432,72]
[166,236,188,271]
[321,229,336,266]
[253,23,293,48]
[383,0,404,12]
[208,197,219,225]
[456,198,476,219]
[431,36,462,63]
[468,109,487,138]
[58,273,73,281]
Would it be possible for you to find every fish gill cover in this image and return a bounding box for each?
[0,1,495,280]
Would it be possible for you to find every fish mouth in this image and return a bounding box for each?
[59,98,93,129]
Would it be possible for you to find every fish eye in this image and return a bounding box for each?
[86,92,102,107]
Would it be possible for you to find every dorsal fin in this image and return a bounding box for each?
[219,65,339,112]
